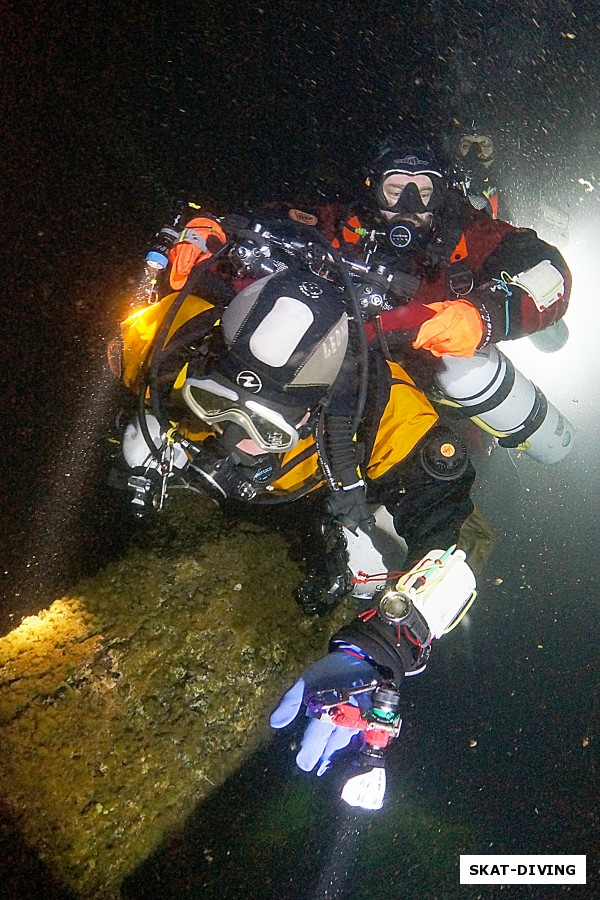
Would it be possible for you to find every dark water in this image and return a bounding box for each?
[3,2,599,895]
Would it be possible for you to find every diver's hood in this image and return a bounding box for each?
[367,141,447,214]
[217,271,350,409]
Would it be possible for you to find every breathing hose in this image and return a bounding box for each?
[137,246,229,461]
[324,241,370,434]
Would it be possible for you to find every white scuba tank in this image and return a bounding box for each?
[122,412,189,470]
[434,345,574,464]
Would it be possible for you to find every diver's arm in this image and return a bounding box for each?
[367,223,571,350]
[471,228,571,344]
[330,539,477,683]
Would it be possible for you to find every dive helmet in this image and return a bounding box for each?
[366,136,447,214]
[182,271,350,452]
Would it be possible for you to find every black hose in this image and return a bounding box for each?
[373,315,392,361]
[135,277,197,462]
[325,241,370,433]
[314,405,338,491]
[137,375,160,461]
[325,414,361,486]
[138,246,230,461]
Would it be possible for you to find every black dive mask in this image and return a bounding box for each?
[461,136,494,166]
[387,181,429,214]
[375,175,445,215]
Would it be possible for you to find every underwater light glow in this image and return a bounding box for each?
[0,597,96,653]
[341,765,386,811]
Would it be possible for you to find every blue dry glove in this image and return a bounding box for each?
[270,652,379,776]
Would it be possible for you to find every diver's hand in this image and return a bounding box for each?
[270,652,379,776]
[413,299,484,357]
[327,483,375,534]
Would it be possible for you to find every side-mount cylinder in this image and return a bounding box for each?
[434,345,574,464]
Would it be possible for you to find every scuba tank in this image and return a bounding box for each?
[134,200,192,304]
[434,345,574,464]
[528,319,569,353]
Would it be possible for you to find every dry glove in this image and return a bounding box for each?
[412,299,484,357]
[270,652,379,776]
[327,483,375,535]
[168,217,226,289]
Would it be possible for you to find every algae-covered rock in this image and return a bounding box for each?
[0,494,355,897]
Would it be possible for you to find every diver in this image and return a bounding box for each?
[445,126,506,219]
[240,134,574,467]
[161,133,571,366]
[110,133,572,806]
[117,261,481,810]
[278,133,572,360]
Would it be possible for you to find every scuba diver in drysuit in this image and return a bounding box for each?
[116,256,479,811]
[445,127,504,219]
[110,134,573,809]
[295,134,574,464]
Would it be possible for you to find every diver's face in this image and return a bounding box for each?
[231,409,310,458]
[458,135,494,165]
[379,174,434,226]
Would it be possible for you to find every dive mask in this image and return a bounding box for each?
[458,134,494,164]
[182,375,300,452]
[375,175,444,215]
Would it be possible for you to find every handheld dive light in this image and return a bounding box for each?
[305,683,402,811]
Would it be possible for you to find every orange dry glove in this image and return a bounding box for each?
[412,299,484,357]
[168,217,227,290]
